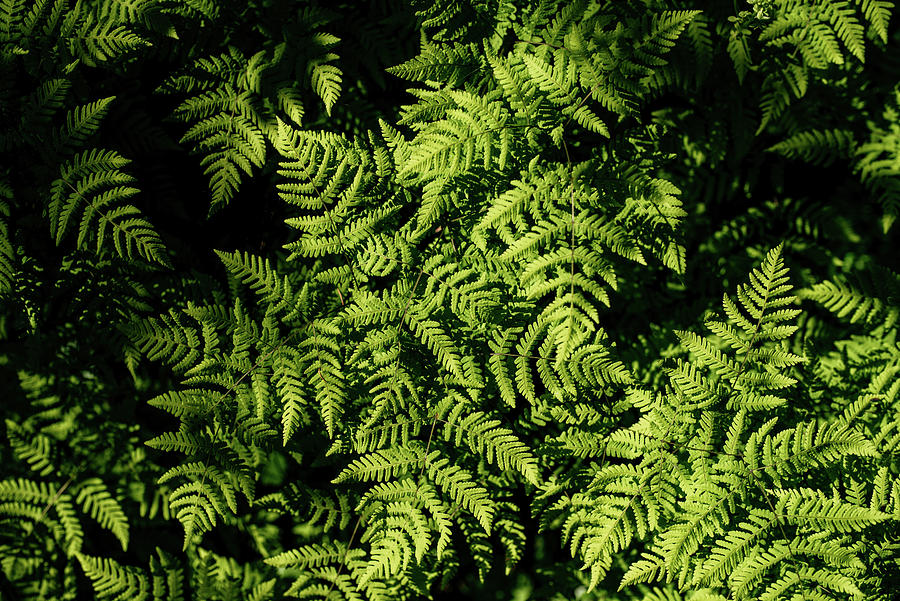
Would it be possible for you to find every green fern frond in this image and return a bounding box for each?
[439,402,542,486]
[857,0,893,43]
[265,541,355,569]
[744,419,877,481]
[824,2,866,62]
[768,129,856,165]
[425,450,496,532]
[74,478,129,551]
[256,482,353,532]
[149,548,185,601]
[776,488,889,532]
[653,484,735,580]
[53,97,115,150]
[76,553,150,601]
[800,267,900,328]
[272,352,311,445]
[22,77,71,128]
[145,431,207,455]
[398,89,513,185]
[48,148,168,265]
[6,419,59,475]
[124,309,204,372]
[0,478,85,555]
[0,196,15,295]
[334,443,426,484]
[358,506,427,584]
[358,479,454,559]
[388,42,481,86]
[69,15,148,66]
[690,508,776,587]
[216,249,308,320]
[0,0,24,43]
[166,480,227,549]
[631,10,701,73]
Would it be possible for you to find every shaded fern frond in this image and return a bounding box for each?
[387,42,481,86]
[48,149,168,265]
[123,309,204,372]
[800,266,900,329]
[0,194,15,295]
[76,553,150,601]
[74,478,129,551]
[768,128,856,165]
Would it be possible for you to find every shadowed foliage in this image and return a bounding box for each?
[2,1,900,600]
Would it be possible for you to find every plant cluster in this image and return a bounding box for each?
[2,1,900,600]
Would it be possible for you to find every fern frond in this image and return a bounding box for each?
[425,450,495,532]
[691,509,779,587]
[48,148,168,265]
[74,478,129,551]
[124,309,203,372]
[388,42,481,86]
[149,547,185,601]
[856,0,893,43]
[265,541,353,569]
[69,15,148,66]
[310,62,342,116]
[166,479,228,549]
[273,352,311,445]
[334,443,426,483]
[440,402,541,486]
[216,249,307,320]
[53,97,115,150]
[22,77,71,128]
[359,505,428,583]
[145,431,206,455]
[768,129,856,165]
[0,196,15,295]
[358,479,454,560]
[776,488,890,533]
[745,419,877,481]
[398,89,513,185]
[800,267,900,328]
[654,484,735,580]
[77,553,150,600]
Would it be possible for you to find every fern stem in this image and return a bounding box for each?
[35,472,76,525]
[323,514,364,601]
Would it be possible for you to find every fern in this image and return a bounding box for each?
[74,478,130,551]
[767,128,856,165]
[48,148,168,265]
[855,85,900,231]
[0,193,14,295]
[4,2,900,600]
[800,266,900,328]
[727,0,893,132]
[556,248,839,592]
[68,14,148,66]
[77,553,150,601]
[158,10,346,212]
[387,42,481,86]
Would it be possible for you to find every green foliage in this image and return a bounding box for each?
[2,1,900,601]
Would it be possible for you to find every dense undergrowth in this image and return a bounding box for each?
[3,1,900,600]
